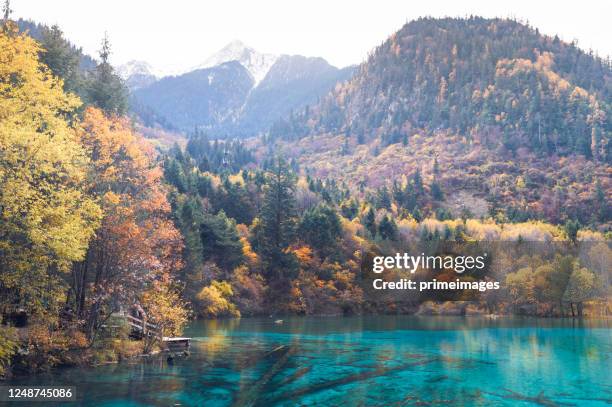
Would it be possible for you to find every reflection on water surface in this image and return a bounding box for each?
[6,316,611,406]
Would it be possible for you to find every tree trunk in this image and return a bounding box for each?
[78,257,89,319]
[70,254,89,321]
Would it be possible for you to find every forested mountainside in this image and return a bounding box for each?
[130,42,354,135]
[273,17,610,160]
[265,17,611,227]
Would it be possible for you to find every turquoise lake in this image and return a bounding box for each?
[5,316,611,406]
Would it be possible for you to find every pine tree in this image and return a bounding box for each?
[341,136,349,155]
[40,25,82,94]
[413,168,424,195]
[378,215,398,240]
[340,199,358,219]
[563,219,580,244]
[200,210,244,272]
[85,33,128,115]
[2,0,11,27]
[164,158,188,193]
[375,186,392,209]
[255,157,298,280]
[298,204,342,256]
[363,207,377,237]
[431,181,444,201]
[593,180,609,223]
[175,196,205,298]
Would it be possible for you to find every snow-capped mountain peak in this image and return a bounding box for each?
[194,40,278,85]
[117,60,162,80]
[116,60,163,90]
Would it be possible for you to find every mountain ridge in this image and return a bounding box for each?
[131,41,355,135]
[273,16,610,161]
[193,40,278,85]
[262,17,610,227]
[117,60,161,90]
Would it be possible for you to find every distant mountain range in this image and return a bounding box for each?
[19,18,353,138]
[122,41,355,136]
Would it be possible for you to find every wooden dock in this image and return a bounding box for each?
[163,337,191,353]
[111,312,191,351]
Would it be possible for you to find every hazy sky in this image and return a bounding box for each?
[12,0,612,74]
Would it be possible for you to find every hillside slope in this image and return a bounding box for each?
[225,55,355,136]
[134,61,254,131]
[273,17,610,160]
[264,18,611,227]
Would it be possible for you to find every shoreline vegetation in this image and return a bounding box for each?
[2,312,610,379]
[0,9,609,380]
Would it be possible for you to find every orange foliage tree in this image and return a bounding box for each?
[70,107,183,340]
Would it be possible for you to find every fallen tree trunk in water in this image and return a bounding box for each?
[231,345,296,407]
[268,357,439,404]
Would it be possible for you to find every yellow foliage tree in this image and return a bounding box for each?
[196,281,240,318]
[140,281,189,353]
[0,27,101,319]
